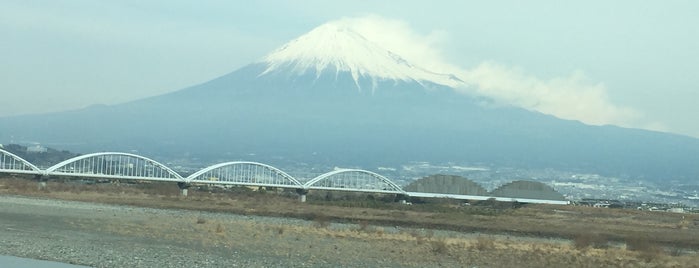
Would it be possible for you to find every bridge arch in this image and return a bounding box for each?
[304,169,405,194]
[0,148,42,175]
[186,161,302,188]
[46,152,184,182]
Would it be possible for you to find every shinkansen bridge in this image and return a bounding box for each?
[0,148,568,204]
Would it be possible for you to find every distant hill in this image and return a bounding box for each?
[1,21,698,183]
[2,144,78,168]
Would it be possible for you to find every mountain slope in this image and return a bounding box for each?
[1,21,698,183]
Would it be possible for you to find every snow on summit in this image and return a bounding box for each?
[259,20,464,90]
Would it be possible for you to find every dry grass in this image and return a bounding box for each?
[474,236,496,251]
[430,239,449,255]
[89,215,699,267]
[2,176,699,267]
[573,233,609,250]
[215,223,225,233]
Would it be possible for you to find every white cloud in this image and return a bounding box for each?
[331,15,460,73]
[339,15,654,130]
[460,62,643,127]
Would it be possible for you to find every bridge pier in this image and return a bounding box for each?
[296,189,309,203]
[35,175,48,191]
[396,194,409,205]
[177,182,191,197]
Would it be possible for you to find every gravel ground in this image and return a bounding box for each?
[0,195,478,267]
[0,195,264,267]
[4,194,695,268]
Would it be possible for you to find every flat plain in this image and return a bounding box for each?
[1,176,698,267]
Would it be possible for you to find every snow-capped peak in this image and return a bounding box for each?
[258,21,464,90]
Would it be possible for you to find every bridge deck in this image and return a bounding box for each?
[0,149,570,204]
[406,192,570,205]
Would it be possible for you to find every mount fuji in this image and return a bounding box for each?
[2,20,699,182]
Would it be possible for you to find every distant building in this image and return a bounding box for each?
[579,199,625,208]
[27,144,47,153]
[667,208,685,213]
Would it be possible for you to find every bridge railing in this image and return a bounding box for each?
[45,152,185,182]
[0,148,42,175]
[186,161,303,188]
[304,169,406,194]
[0,149,569,204]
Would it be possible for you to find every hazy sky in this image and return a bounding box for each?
[1,1,698,138]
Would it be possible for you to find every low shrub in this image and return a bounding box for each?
[474,236,496,251]
[626,236,665,262]
[431,239,449,255]
[573,233,608,249]
[312,214,330,228]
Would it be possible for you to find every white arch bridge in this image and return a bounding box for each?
[0,149,568,204]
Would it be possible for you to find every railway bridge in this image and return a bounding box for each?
[0,148,568,204]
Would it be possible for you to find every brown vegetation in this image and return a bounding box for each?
[2,175,699,267]
[573,232,608,250]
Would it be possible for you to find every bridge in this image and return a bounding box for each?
[0,148,568,204]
